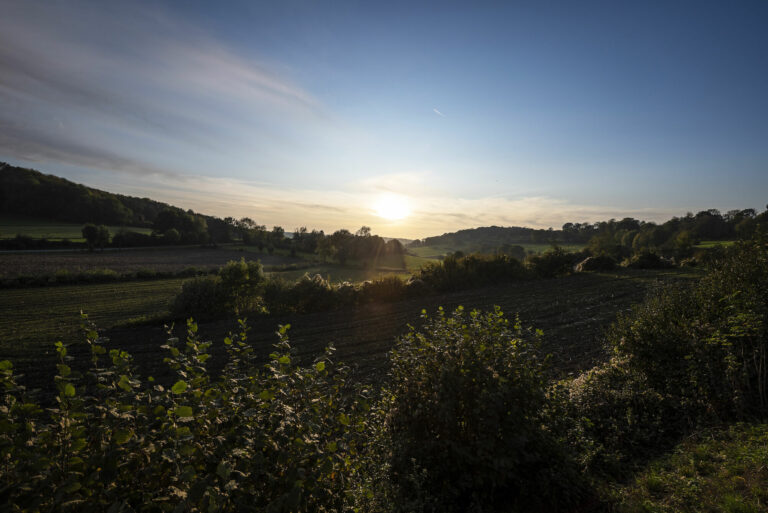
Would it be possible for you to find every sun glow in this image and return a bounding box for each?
[373,193,411,220]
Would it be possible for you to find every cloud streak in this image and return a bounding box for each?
[433,108,446,117]
[0,1,324,178]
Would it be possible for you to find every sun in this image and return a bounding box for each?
[373,193,410,220]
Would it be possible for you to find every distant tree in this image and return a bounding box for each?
[164,228,181,244]
[317,237,335,262]
[82,223,110,251]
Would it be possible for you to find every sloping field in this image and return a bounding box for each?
[0,246,307,277]
[0,279,186,365]
[0,215,151,241]
[1,268,700,394]
[3,269,696,394]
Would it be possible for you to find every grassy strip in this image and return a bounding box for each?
[613,423,768,513]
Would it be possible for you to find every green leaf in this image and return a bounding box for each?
[62,481,81,493]
[0,360,13,371]
[114,429,133,445]
[278,355,291,365]
[63,383,76,397]
[315,361,326,372]
[174,406,193,418]
[216,462,232,480]
[175,426,193,439]
[338,413,350,426]
[117,375,132,392]
[71,438,87,452]
[171,380,187,394]
[259,390,274,401]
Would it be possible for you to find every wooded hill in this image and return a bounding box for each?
[410,207,768,260]
[0,162,174,226]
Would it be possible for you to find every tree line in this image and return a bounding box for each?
[411,206,768,259]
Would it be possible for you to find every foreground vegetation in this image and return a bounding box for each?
[1,237,767,511]
[614,423,768,512]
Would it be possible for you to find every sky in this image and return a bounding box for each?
[1,0,767,239]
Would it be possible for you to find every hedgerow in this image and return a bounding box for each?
[566,237,768,474]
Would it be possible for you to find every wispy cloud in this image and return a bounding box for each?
[433,108,446,117]
[0,1,324,178]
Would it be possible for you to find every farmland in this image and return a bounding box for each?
[1,267,700,393]
[0,246,309,277]
[0,214,152,241]
[0,278,186,367]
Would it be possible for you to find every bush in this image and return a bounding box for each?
[525,246,579,277]
[170,275,227,321]
[0,317,371,511]
[263,276,294,315]
[416,253,530,292]
[290,273,338,313]
[379,307,587,512]
[575,255,616,272]
[218,258,265,314]
[567,238,768,477]
[565,357,678,476]
[359,276,408,303]
[621,250,674,269]
[112,230,157,247]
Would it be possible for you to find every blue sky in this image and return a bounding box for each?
[1,0,766,238]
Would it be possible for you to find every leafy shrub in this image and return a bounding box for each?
[112,229,157,247]
[359,276,408,303]
[565,357,678,475]
[0,317,371,512]
[575,255,616,272]
[567,238,768,476]
[621,250,674,269]
[405,277,431,297]
[290,273,338,313]
[379,306,587,512]
[170,275,227,321]
[218,258,265,314]
[262,276,294,315]
[416,253,530,292]
[525,246,580,277]
[336,281,359,305]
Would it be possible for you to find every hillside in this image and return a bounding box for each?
[0,162,174,226]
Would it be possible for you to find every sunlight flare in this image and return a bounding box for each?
[373,193,410,220]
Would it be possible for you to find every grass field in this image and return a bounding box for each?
[0,214,152,241]
[408,242,586,259]
[0,278,185,366]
